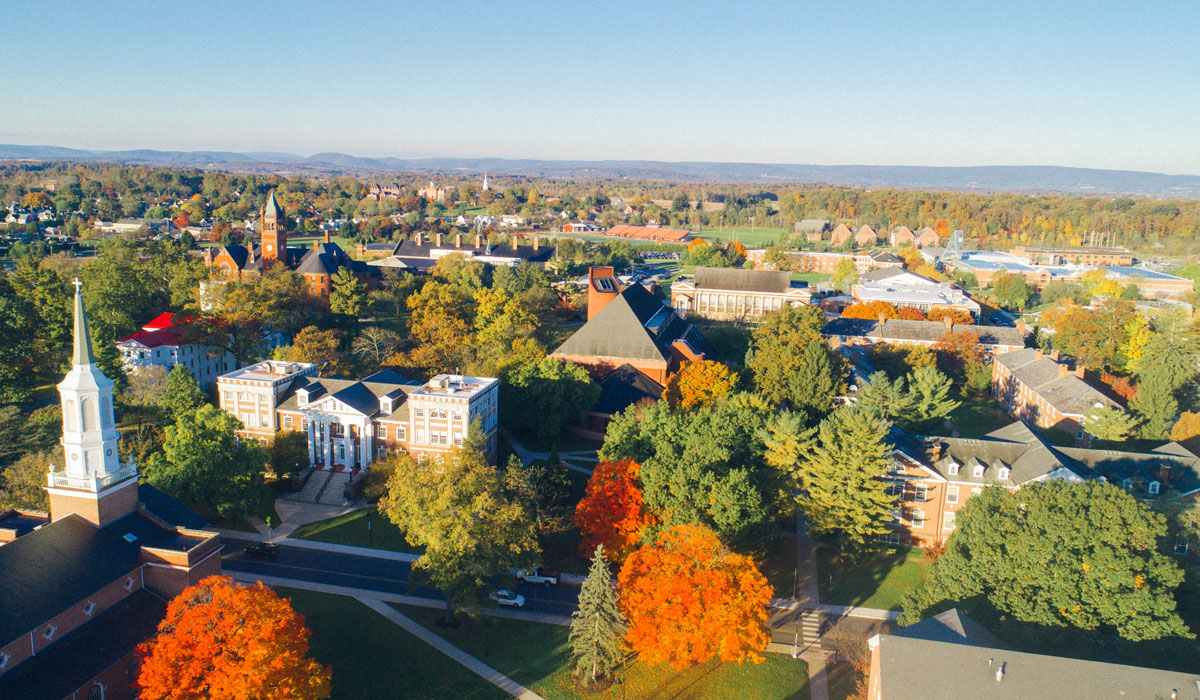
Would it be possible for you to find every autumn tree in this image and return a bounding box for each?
[503,456,574,536]
[137,576,331,700]
[990,272,1031,311]
[618,523,771,669]
[895,306,927,320]
[831,258,858,289]
[841,300,899,320]
[793,406,894,552]
[933,330,990,393]
[901,481,1193,657]
[569,545,628,685]
[663,359,738,410]
[925,307,973,325]
[350,326,403,368]
[380,442,540,620]
[1170,411,1200,444]
[280,326,348,374]
[575,459,654,561]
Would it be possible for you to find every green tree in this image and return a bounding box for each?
[0,275,37,402]
[144,405,268,518]
[503,455,574,536]
[793,406,894,552]
[901,481,1192,652]
[380,442,540,622]
[329,267,367,320]
[905,366,960,427]
[0,447,59,511]
[759,410,816,516]
[160,365,206,421]
[855,371,911,422]
[500,356,599,444]
[831,258,858,289]
[748,304,845,416]
[1131,368,1178,441]
[991,272,1031,311]
[1084,406,1138,444]
[269,430,310,481]
[569,545,627,685]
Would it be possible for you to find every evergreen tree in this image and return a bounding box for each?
[748,305,845,416]
[1132,368,1178,441]
[160,364,206,421]
[569,545,627,685]
[1084,406,1139,444]
[905,366,960,427]
[759,410,816,515]
[855,371,911,422]
[794,406,894,552]
[329,267,367,319]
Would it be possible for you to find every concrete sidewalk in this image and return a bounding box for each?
[357,597,546,700]
[770,597,901,621]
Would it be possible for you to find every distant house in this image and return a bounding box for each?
[991,348,1118,445]
[855,224,878,247]
[868,608,1200,699]
[563,222,600,233]
[829,223,853,246]
[889,226,915,247]
[794,219,830,242]
[671,267,811,321]
[916,227,941,247]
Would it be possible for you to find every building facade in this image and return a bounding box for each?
[115,312,235,388]
[670,267,811,321]
[1009,244,1134,266]
[217,360,320,444]
[991,348,1117,445]
[851,268,981,318]
[823,317,1026,355]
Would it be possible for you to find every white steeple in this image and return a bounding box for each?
[49,279,136,498]
[482,172,489,191]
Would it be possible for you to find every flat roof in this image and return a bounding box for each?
[1101,266,1187,281]
[411,374,497,398]
[220,360,316,382]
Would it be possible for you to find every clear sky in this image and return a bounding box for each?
[3,1,1199,173]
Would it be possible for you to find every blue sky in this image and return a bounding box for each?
[3,1,1199,173]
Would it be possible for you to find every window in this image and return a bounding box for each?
[452,411,462,421]
[889,508,902,524]
[913,484,928,502]
[998,468,1010,481]
[886,481,904,497]
[83,600,95,616]
[971,487,982,496]
[1175,540,1189,556]
[1121,478,1133,491]
[379,426,387,440]
[415,408,424,418]
[944,512,957,530]
[946,485,959,504]
[947,461,959,475]
[398,426,407,441]
[877,532,901,545]
[128,660,141,684]
[1149,481,1161,495]
[44,624,57,640]
[454,437,463,446]
[911,510,926,528]
[973,465,984,478]
[283,416,293,430]
[87,683,104,700]
[0,652,10,670]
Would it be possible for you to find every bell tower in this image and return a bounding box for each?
[46,279,139,527]
[261,189,287,265]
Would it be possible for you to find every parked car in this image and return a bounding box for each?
[243,543,281,560]
[490,589,526,608]
[514,566,560,586]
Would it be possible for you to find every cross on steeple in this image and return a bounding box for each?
[74,277,83,293]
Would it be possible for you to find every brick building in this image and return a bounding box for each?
[851,268,981,319]
[0,281,219,700]
[746,249,904,274]
[552,266,712,385]
[1009,244,1134,266]
[888,226,915,247]
[205,189,376,298]
[991,348,1118,445]
[670,267,811,321]
[823,317,1026,355]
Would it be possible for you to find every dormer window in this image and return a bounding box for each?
[44,625,57,640]
[297,390,308,406]
[83,600,96,616]
[1149,480,1161,495]
[998,468,1010,481]
[947,460,960,476]
[973,465,985,478]
[380,398,392,414]
[1121,478,1133,491]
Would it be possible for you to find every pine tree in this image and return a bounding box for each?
[569,545,627,685]
[760,410,816,515]
[906,366,960,427]
[160,364,206,421]
[1132,368,1178,441]
[794,406,894,552]
[856,371,911,422]
[1084,406,1139,444]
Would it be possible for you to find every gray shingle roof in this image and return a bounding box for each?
[390,240,555,264]
[823,318,1025,348]
[893,608,1007,648]
[263,190,283,219]
[794,219,830,233]
[692,267,791,294]
[278,373,423,416]
[876,611,1200,700]
[994,349,1116,417]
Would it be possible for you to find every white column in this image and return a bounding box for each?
[306,417,315,465]
[341,418,351,470]
[360,421,371,469]
[322,419,332,467]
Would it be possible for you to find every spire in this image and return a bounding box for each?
[263,189,283,219]
[71,278,96,366]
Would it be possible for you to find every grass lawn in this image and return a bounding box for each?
[504,424,605,454]
[825,663,862,700]
[815,547,928,611]
[291,507,422,554]
[790,272,831,285]
[395,604,810,700]
[947,393,1013,438]
[696,226,790,247]
[279,588,506,700]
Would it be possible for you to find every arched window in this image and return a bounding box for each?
[87,683,104,700]
[81,397,98,432]
[64,400,78,431]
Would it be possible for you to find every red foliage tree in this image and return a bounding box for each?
[137,576,331,700]
[575,460,654,561]
[895,306,927,321]
[841,300,899,320]
[618,524,772,669]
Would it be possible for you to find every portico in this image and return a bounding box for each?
[302,407,374,471]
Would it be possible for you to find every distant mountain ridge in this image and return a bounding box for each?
[2,143,1198,197]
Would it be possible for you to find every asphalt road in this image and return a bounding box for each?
[219,534,581,617]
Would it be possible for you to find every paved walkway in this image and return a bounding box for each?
[499,427,596,475]
[794,512,821,607]
[357,597,547,700]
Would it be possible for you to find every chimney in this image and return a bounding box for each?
[475,233,484,248]
[995,662,1006,682]
[1058,363,1069,379]
[943,316,954,331]
[1035,349,1043,360]
[587,266,620,321]
[1016,320,1028,336]
[455,233,462,248]
[356,242,365,257]
[414,232,424,245]
[1074,365,1085,379]
[203,247,213,266]
[1159,464,1172,485]
[931,441,944,461]
[1049,349,1060,361]
[436,232,444,247]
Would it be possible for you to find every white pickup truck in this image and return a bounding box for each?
[513,566,560,586]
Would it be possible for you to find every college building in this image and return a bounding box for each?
[850,268,981,318]
[1009,244,1134,266]
[670,266,811,321]
[115,312,235,388]
[991,348,1118,446]
[823,316,1027,355]
[0,281,219,700]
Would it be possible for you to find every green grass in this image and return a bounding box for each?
[753,534,802,599]
[947,393,1013,438]
[504,424,605,454]
[279,588,506,700]
[696,226,790,247]
[291,507,422,554]
[790,272,831,285]
[815,547,928,611]
[394,604,810,700]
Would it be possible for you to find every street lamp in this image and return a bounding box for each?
[367,509,373,546]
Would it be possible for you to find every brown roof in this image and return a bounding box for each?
[691,267,791,294]
[606,225,691,242]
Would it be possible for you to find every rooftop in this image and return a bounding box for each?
[220,360,316,383]
[687,266,794,294]
[995,348,1117,416]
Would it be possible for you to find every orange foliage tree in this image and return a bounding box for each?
[841,300,899,320]
[575,459,654,561]
[896,306,926,321]
[1170,412,1200,443]
[926,307,974,325]
[137,576,331,700]
[725,240,747,259]
[663,360,737,410]
[618,524,771,669]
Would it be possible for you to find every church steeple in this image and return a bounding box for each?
[47,279,139,526]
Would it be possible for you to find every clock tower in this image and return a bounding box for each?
[46,279,139,527]
[261,189,287,265]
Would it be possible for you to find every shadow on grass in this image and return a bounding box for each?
[291,507,424,555]
[815,546,928,611]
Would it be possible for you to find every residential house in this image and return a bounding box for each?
[670,267,812,321]
[915,227,941,247]
[867,608,1200,699]
[830,224,854,246]
[855,224,878,247]
[889,226,915,247]
[991,348,1118,445]
[115,312,235,388]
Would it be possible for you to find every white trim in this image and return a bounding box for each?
[44,475,139,499]
[143,545,223,571]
